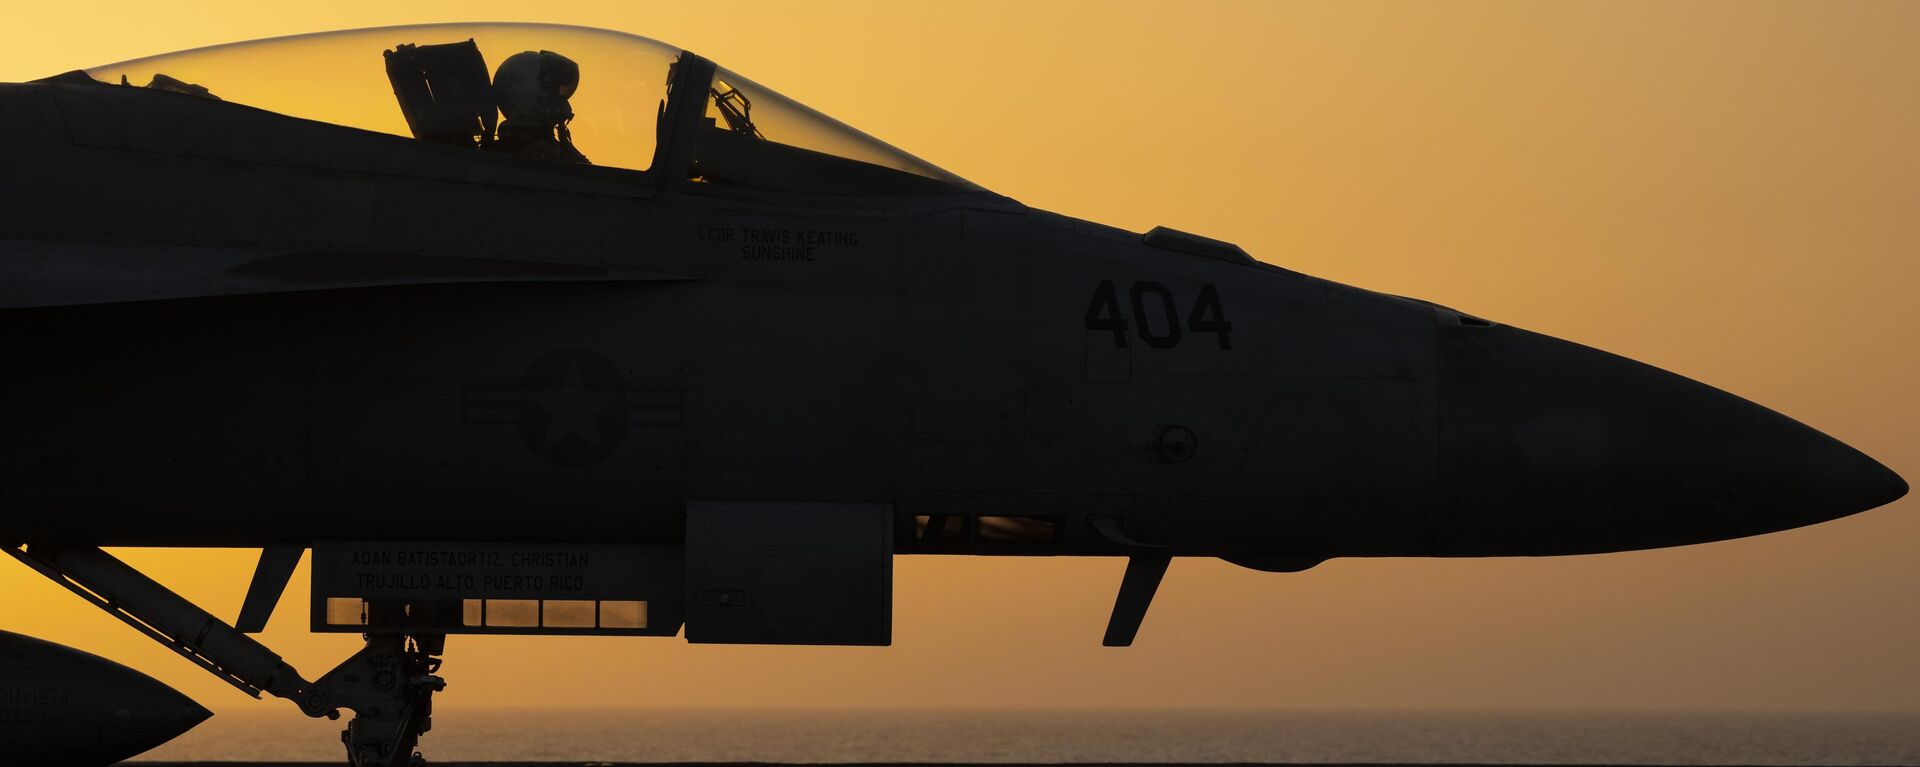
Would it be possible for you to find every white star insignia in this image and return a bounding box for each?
[528,356,618,451]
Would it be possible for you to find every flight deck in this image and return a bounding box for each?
[136,763,1900,767]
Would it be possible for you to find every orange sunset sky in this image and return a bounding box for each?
[0,1,1915,715]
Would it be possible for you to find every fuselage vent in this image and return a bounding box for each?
[1141,226,1255,265]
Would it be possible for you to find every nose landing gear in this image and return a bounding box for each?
[5,544,450,767]
[313,634,446,767]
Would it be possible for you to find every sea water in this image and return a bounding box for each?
[133,708,1920,764]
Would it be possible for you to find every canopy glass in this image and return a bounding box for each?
[83,22,972,191]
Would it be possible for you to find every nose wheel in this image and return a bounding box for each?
[311,634,445,767]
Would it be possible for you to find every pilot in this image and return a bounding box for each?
[491,50,590,164]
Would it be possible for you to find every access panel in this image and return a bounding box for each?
[311,541,684,636]
[684,502,892,645]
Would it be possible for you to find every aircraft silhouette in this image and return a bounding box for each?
[0,22,1904,767]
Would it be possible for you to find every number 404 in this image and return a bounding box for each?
[1084,280,1232,350]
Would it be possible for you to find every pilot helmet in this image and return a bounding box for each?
[493,50,580,125]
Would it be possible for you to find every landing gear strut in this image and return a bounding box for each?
[318,634,445,767]
[5,544,447,766]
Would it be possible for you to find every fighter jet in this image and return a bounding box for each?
[0,21,1904,767]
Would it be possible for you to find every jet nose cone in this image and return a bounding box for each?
[1732,416,1906,530]
[1853,456,1907,513]
[1437,321,1905,555]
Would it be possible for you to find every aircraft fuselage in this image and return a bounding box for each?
[0,78,1903,566]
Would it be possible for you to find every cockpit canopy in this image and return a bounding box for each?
[82,22,976,194]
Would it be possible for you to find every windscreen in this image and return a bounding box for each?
[704,65,973,187]
[85,23,681,172]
